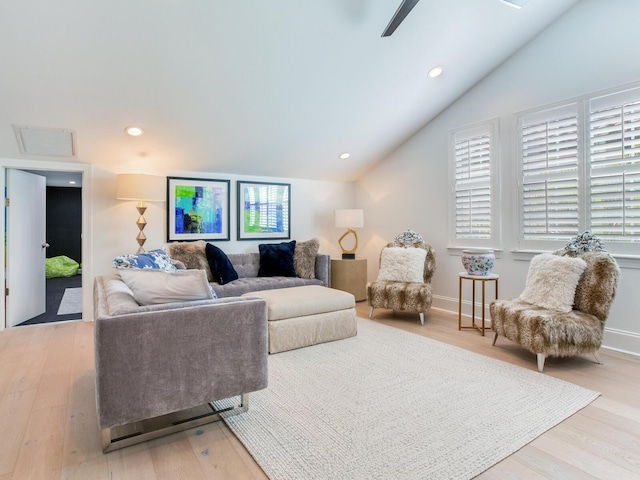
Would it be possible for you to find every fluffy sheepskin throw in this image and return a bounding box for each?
[166,240,213,281]
[519,253,587,313]
[294,238,319,279]
[376,247,427,283]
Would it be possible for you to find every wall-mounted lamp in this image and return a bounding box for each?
[116,174,165,253]
[335,209,364,260]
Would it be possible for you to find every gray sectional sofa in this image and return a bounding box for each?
[211,252,330,297]
[93,242,331,451]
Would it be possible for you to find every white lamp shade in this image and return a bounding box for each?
[116,174,166,201]
[335,209,364,229]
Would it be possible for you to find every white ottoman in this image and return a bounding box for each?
[242,285,357,353]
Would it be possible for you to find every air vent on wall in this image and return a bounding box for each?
[13,125,77,157]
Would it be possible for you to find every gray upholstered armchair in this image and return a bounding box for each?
[367,230,436,326]
[490,248,619,372]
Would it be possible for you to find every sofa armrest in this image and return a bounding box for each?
[315,254,330,287]
[94,295,268,429]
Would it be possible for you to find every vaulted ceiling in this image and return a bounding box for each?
[0,0,578,181]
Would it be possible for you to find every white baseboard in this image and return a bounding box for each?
[431,294,492,324]
[432,295,640,357]
[602,328,640,357]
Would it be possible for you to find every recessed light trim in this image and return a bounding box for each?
[428,66,444,78]
[125,126,144,136]
[339,152,351,160]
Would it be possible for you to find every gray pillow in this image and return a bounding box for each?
[118,268,215,306]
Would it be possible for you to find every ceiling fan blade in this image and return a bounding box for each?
[381,0,420,37]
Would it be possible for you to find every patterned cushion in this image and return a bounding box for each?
[112,249,177,272]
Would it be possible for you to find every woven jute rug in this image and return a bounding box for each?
[217,318,599,479]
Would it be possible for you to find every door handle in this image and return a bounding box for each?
[42,243,50,249]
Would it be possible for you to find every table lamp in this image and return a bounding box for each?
[335,209,364,259]
[116,173,166,253]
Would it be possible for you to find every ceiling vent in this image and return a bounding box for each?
[13,125,77,157]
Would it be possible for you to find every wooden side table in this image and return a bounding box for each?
[458,272,499,336]
[331,258,367,301]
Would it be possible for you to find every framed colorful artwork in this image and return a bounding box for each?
[167,177,230,241]
[237,181,291,240]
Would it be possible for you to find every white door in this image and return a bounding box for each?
[6,169,47,327]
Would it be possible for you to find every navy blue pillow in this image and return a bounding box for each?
[258,241,297,277]
[205,243,239,285]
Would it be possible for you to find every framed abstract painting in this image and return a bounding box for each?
[167,177,230,241]
[237,181,291,240]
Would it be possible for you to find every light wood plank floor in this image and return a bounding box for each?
[1,305,639,479]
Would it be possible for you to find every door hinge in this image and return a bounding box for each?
[4,198,9,207]
[4,288,8,296]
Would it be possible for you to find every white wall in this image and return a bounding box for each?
[356,0,640,355]
[90,166,354,278]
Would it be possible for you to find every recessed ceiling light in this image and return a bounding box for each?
[339,152,351,160]
[125,126,144,136]
[428,66,443,78]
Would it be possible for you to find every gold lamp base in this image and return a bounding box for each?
[338,228,358,260]
[135,202,147,254]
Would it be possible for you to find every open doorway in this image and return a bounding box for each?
[2,165,88,329]
[17,171,83,325]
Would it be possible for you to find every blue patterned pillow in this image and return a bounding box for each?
[113,249,177,272]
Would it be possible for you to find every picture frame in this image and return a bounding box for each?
[237,180,291,240]
[167,176,230,241]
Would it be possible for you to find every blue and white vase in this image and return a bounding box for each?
[461,249,495,276]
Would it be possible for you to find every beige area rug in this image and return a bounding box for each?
[217,318,599,480]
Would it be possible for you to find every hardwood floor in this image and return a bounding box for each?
[1,304,639,479]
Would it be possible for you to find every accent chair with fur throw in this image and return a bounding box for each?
[367,230,436,326]
[490,248,620,372]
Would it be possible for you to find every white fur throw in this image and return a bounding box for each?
[519,253,587,313]
[376,247,426,283]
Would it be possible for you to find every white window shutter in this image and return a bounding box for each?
[453,125,493,240]
[520,105,580,241]
[589,87,640,242]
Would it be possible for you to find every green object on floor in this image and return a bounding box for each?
[45,256,80,279]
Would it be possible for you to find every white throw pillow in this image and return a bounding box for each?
[519,253,587,313]
[376,247,426,283]
[118,268,215,306]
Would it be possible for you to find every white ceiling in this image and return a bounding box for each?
[0,0,578,182]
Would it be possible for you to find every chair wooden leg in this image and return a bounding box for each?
[492,333,498,346]
[536,353,546,372]
[419,313,424,326]
[593,350,603,365]
[369,307,374,319]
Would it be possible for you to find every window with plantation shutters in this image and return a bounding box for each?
[517,83,640,253]
[449,120,497,245]
[519,104,580,242]
[589,88,640,242]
